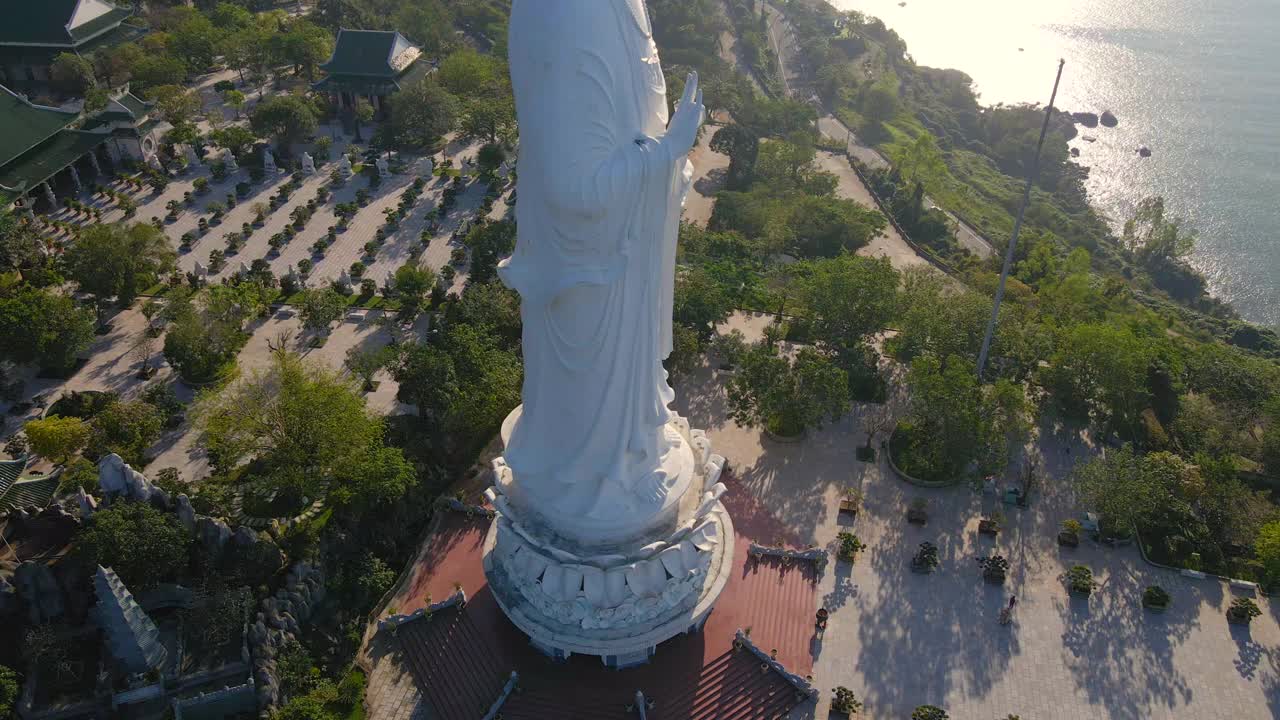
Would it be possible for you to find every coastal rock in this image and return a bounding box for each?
[1070,147,1081,157]
[1136,146,1152,157]
[1071,111,1099,128]
[1100,110,1118,127]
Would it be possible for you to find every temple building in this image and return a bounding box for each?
[0,0,144,95]
[0,455,61,513]
[0,84,166,211]
[95,565,168,676]
[313,29,432,119]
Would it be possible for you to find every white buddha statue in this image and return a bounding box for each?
[498,0,704,544]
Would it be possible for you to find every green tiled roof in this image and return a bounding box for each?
[0,474,60,512]
[320,29,416,78]
[0,128,107,195]
[119,93,150,118]
[0,457,60,512]
[0,87,78,170]
[0,0,132,48]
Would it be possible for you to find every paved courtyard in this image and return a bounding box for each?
[668,317,1280,720]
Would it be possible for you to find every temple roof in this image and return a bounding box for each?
[321,29,422,78]
[0,86,79,170]
[0,456,61,512]
[95,565,168,675]
[0,127,107,197]
[0,0,132,48]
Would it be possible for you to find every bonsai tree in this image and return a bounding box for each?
[830,686,862,715]
[978,511,1004,536]
[912,706,948,720]
[1059,519,1082,548]
[836,532,864,562]
[1065,565,1096,596]
[907,497,928,525]
[911,541,939,573]
[977,554,1009,584]
[1227,597,1262,625]
[1143,585,1171,611]
[350,261,366,278]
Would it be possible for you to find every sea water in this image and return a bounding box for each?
[835,0,1280,327]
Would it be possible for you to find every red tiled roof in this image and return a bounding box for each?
[391,471,818,719]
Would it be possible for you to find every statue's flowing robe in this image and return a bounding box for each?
[500,0,693,522]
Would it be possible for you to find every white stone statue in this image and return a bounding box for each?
[263,148,277,173]
[423,156,435,176]
[301,152,316,175]
[225,149,239,173]
[182,144,201,167]
[337,155,353,178]
[496,0,704,545]
[376,156,390,178]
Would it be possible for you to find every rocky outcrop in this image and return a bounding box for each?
[98,453,172,510]
[247,561,326,711]
[15,560,64,624]
[1071,111,1099,127]
[1100,110,1118,127]
[1137,145,1152,157]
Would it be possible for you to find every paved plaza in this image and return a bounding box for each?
[667,319,1280,720]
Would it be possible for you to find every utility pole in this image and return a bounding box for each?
[976,59,1066,382]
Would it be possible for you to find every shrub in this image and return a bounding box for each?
[911,541,939,571]
[1143,585,1170,608]
[364,241,378,256]
[359,278,376,297]
[912,707,948,720]
[1066,565,1095,595]
[1062,519,1083,536]
[349,261,365,278]
[1228,597,1261,623]
[837,532,864,561]
[830,686,862,715]
[977,554,1009,583]
[297,258,312,275]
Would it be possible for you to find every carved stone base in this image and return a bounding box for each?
[481,415,734,664]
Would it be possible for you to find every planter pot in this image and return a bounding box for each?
[1069,586,1093,597]
[907,509,928,525]
[983,570,1006,585]
[1143,602,1168,614]
[978,520,1000,536]
[1227,612,1253,626]
[910,561,935,574]
[1057,532,1080,548]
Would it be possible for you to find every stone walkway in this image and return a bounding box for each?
[666,331,1279,720]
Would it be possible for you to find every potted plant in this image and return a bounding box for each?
[197,217,209,234]
[311,240,327,257]
[977,555,1009,584]
[910,541,939,573]
[912,707,948,720]
[356,188,370,206]
[978,511,1003,536]
[839,488,862,518]
[1142,585,1171,612]
[193,177,210,194]
[1065,565,1095,596]
[837,532,864,562]
[830,686,862,716]
[1227,597,1261,625]
[298,258,313,276]
[350,261,366,278]
[1058,519,1082,548]
[360,277,377,297]
[179,232,194,250]
[907,497,928,525]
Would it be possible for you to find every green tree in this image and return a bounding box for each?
[462,220,516,286]
[673,266,733,341]
[251,95,319,150]
[74,501,191,588]
[89,400,163,466]
[787,195,885,257]
[436,49,503,96]
[0,211,48,282]
[103,42,145,86]
[898,354,985,480]
[476,142,507,174]
[171,14,223,72]
[194,349,383,497]
[859,75,899,125]
[298,287,346,335]
[0,665,18,720]
[50,53,95,96]
[1122,196,1196,263]
[390,324,522,438]
[344,345,390,391]
[162,287,253,383]
[210,125,257,158]
[892,132,946,187]
[1073,446,1194,537]
[800,254,899,349]
[724,341,849,437]
[223,89,246,118]
[709,124,760,190]
[460,96,515,144]
[64,222,176,309]
[131,55,188,93]
[388,263,436,316]
[1041,322,1154,433]
[389,78,459,150]
[0,288,95,372]
[273,19,334,80]
[1257,520,1280,588]
[23,416,90,464]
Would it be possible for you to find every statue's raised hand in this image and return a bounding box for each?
[663,72,704,159]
